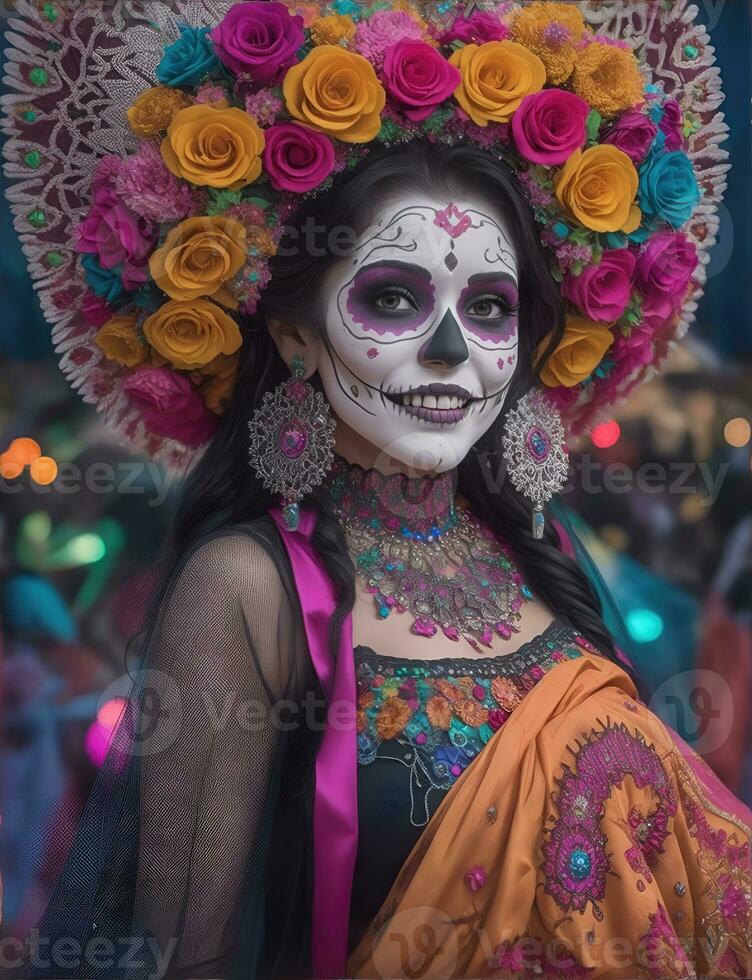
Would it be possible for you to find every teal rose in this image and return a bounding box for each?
[156,26,218,88]
[638,149,700,228]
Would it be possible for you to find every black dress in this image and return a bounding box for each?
[8,519,580,980]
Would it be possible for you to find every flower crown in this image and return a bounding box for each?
[2,0,727,466]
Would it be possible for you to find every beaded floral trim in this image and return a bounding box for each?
[355,621,583,826]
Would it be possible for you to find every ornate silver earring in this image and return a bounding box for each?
[248,354,336,531]
[501,388,569,540]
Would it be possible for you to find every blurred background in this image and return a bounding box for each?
[1,0,751,942]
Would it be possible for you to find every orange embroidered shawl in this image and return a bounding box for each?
[348,651,752,979]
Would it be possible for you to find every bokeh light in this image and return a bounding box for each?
[97,697,126,729]
[724,417,751,448]
[29,455,58,486]
[591,421,621,449]
[626,608,665,643]
[6,437,41,465]
[0,453,24,479]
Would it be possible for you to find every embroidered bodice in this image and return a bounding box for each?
[348,621,588,951]
[354,620,584,826]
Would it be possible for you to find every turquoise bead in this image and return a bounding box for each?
[569,849,591,880]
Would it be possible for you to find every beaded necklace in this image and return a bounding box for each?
[326,456,532,651]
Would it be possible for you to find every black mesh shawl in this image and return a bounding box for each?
[6,517,322,980]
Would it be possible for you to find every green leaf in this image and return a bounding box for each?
[586,109,602,144]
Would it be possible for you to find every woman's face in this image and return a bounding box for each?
[314,192,520,473]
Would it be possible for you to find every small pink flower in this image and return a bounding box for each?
[495,940,526,972]
[382,40,460,122]
[718,880,750,920]
[603,109,658,165]
[487,708,508,731]
[82,292,115,328]
[511,89,589,166]
[123,367,218,448]
[440,10,510,45]
[116,142,196,223]
[463,865,486,892]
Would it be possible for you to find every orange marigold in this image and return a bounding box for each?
[511,1,587,85]
[491,676,522,712]
[375,697,411,741]
[127,86,191,137]
[310,14,356,46]
[571,40,645,117]
[426,695,453,731]
[455,698,489,728]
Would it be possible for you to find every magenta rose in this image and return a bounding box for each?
[511,89,589,165]
[123,366,218,448]
[602,109,658,165]
[562,248,636,324]
[660,99,684,151]
[382,40,461,122]
[262,123,335,193]
[635,230,698,328]
[440,10,510,45]
[210,2,305,84]
[74,185,155,283]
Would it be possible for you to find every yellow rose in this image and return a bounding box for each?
[161,104,265,189]
[127,86,190,137]
[449,41,546,126]
[95,315,147,368]
[283,46,385,143]
[200,353,239,414]
[149,216,247,308]
[538,316,614,388]
[571,41,644,118]
[554,145,641,234]
[143,298,242,371]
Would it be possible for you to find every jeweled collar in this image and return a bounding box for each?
[325,455,458,540]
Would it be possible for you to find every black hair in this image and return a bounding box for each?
[173,139,638,680]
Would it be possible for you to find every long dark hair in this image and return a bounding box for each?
[173,139,630,672]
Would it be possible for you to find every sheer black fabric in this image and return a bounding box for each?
[5,518,322,980]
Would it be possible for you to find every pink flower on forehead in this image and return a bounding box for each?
[382,40,460,122]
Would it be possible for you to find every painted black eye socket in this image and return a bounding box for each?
[372,285,419,315]
[466,293,520,319]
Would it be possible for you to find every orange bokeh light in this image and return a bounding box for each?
[30,456,58,486]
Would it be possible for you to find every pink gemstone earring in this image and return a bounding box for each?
[248,354,336,531]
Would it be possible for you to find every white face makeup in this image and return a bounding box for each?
[314,194,520,472]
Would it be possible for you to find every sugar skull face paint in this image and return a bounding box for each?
[314,193,520,472]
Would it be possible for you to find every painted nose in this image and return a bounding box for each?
[419,309,470,368]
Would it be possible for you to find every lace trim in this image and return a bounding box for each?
[354,620,579,678]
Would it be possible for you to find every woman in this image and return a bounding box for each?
[3,1,750,977]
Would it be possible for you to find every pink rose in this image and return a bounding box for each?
[463,866,486,892]
[262,123,336,193]
[123,367,218,448]
[440,10,510,45]
[382,40,460,122]
[660,98,684,151]
[562,249,636,324]
[511,89,589,165]
[74,185,155,284]
[602,109,658,165]
[211,2,305,84]
[635,231,697,328]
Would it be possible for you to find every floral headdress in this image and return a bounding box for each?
[2,0,727,468]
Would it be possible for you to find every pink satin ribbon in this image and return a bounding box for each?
[269,507,358,979]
